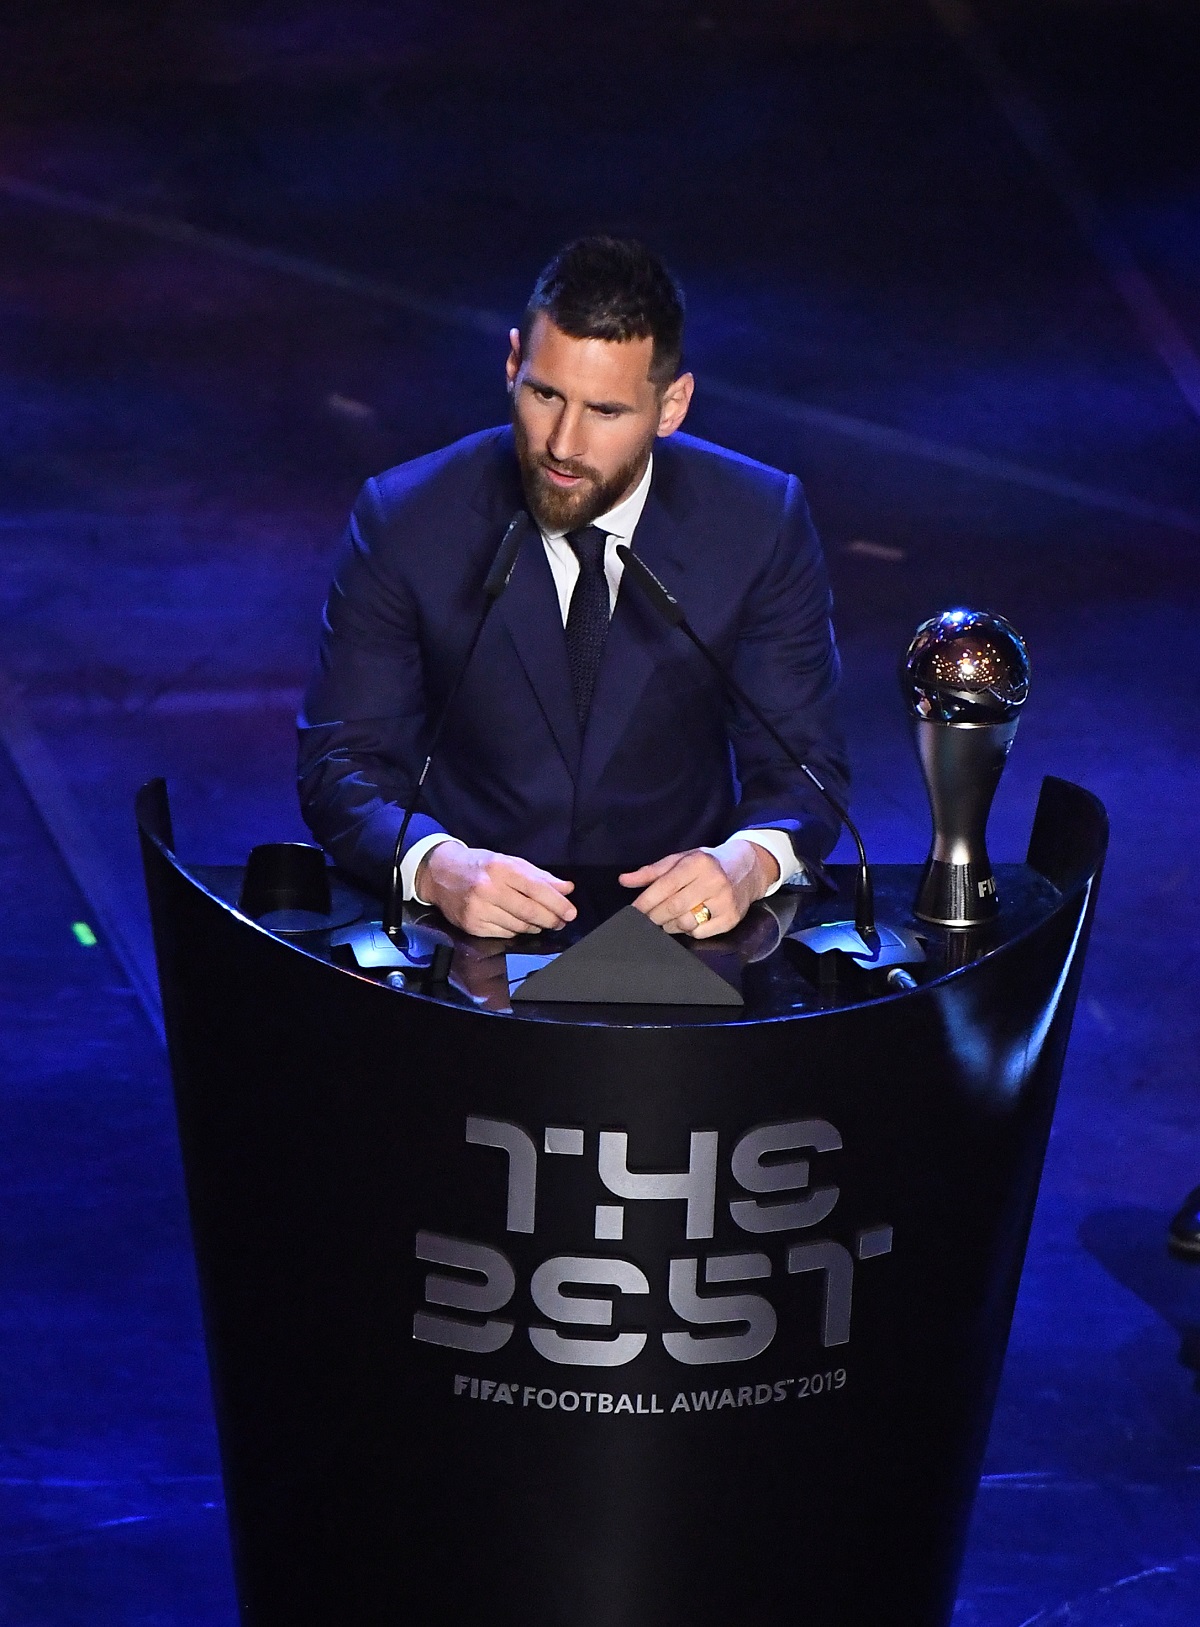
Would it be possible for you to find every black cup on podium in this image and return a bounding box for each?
[238,843,360,935]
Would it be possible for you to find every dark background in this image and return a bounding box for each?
[1,3,1198,1622]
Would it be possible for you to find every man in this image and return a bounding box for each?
[298,236,848,939]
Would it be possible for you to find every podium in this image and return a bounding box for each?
[137,776,1106,1627]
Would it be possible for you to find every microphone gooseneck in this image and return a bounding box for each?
[615,544,876,944]
[384,512,527,938]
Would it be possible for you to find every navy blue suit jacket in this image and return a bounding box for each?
[298,426,848,892]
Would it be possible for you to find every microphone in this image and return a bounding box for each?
[901,609,1030,927]
[615,544,878,947]
[383,512,527,939]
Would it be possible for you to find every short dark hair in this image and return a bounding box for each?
[520,236,686,385]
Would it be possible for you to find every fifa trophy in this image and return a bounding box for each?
[901,609,1031,927]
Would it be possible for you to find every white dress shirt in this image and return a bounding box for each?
[403,455,804,902]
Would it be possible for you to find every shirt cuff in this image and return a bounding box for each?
[402,832,467,906]
[728,828,806,897]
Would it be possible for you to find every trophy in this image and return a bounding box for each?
[901,609,1030,927]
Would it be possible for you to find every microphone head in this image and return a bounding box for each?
[482,511,527,599]
[615,544,686,626]
[901,608,1029,724]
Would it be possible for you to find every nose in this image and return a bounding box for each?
[545,402,586,465]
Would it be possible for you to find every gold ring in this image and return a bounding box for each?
[692,903,712,927]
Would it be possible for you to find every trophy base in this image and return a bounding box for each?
[914,858,1001,928]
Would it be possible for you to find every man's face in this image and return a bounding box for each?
[507,313,693,533]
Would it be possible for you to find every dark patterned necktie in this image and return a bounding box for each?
[564,525,611,726]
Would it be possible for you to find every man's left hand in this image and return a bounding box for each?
[619,839,780,937]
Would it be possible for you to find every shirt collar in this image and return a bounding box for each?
[541,454,654,543]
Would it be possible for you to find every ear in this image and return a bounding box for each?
[505,327,522,394]
[656,371,695,439]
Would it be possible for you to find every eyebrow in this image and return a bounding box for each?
[522,374,635,414]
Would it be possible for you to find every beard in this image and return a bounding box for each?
[512,409,653,534]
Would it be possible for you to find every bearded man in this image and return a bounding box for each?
[298,236,849,940]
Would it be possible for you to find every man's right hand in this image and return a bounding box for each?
[415,844,576,938]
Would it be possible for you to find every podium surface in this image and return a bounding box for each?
[138,776,1106,1627]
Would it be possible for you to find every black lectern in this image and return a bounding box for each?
[137,776,1106,1627]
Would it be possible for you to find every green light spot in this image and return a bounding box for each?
[72,921,98,948]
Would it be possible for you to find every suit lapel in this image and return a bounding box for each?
[494,526,583,776]
[469,431,582,776]
[576,462,694,801]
